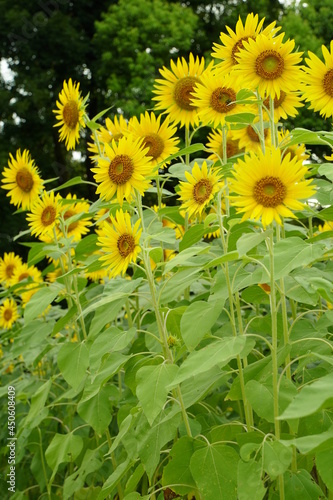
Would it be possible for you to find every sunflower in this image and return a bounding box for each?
[178,161,223,218]
[206,129,244,163]
[318,221,333,233]
[262,90,303,122]
[232,33,303,99]
[97,209,142,278]
[190,68,245,128]
[128,112,179,168]
[88,115,131,161]
[92,135,154,205]
[1,149,43,210]
[0,253,23,287]
[229,147,315,227]
[59,194,92,241]
[301,41,333,119]
[278,129,309,163]
[53,78,86,150]
[26,191,62,238]
[0,298,19,330]
[11,262,43,305]
[232,120,271,154]
[152,53,206,128]
[212,13,279,75]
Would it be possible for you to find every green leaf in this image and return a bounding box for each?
[136,363,179,424]
[77,385,113,435]
[225,112,256,124]
[159,269,201,304]
[52,176,96,192]
[279,371,333,419]
[180,300,224,350]
[45,432,83,482]
[190,443,238,500]
[318,163,333,182]
[162,436,203,495]
[316,446,333,492]
[97,458,132,500]
[24,284,61,322]
[168,337,246,389]
[237,459,266,500]
[281,426,333,454]
[236,231,271,257]
[166,143,204,163]
[57,342,89,389]
[164,244,209,273]
[262,441,292,480]
[89,326,136,371]
[179,224,207,252]
[124,463,145,496]
[63,448,102,500]
[23,379,52,429]
[283,469,325,500]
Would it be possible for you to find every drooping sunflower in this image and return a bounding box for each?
[0,298,19,330]
[152,53,206,128]
[92,135,154,205]
[1,149,43,210]
[206,129,244,163]
[97,209,142,278]
[229,147,315,227]
[191,68,245,128]
[0,253,23,287]
[212,13,280,75]
[53,78,86,150]
[128,112,179,168]
[59,194,92,241]
[232,33,303,99]
[26,191,62,238]
[278,129,309,163]
[301,41,333,119]
[262,90,303,122]
[178,161,223,219]
[232,120,271,154]
[88,115,131,161]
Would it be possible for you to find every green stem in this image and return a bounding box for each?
[38,427,51,499]
[269,96,277,148]
[257,94,266,154]
[184,125,191,300]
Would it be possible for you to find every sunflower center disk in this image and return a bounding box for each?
[193,179,213,204]
[16,168,34,192]
[108,155,134,185]
[247,125,267,142]
[41,206,57,226]
[117,234,135,257]
[323,69,333,97]
[19,273,29,281]
[143,133,164,159]
[264,90,286,108]
[253,176,286,207]
[174,76,200,111]
[226,139,240,158]
[5,265,15,279]
[210,87,237,113]
[4,309,13,321]
[231,36,254,64]
[255,50,285,80]
[63,100,79,129]
[64,209,79,232]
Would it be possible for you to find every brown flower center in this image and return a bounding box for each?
[255,50,284,80]
[142,133,164,159]
[193,179,213,204]
[5,265,15,279]
[174,76,200,111]
[226,139,241,158]
[246,125,268,143]
[16,168,34,193]
[264,90,287,109]
[4,309,13,321]
[253,176,286,207]
[41,206,57,227]
[117,234,135,257]
[63,209,79,232]
[19,272,29,281]
[108,154,134,185]
[210,87,237,113]
[323,69,333,97]
[231,36,254,64]
[62,100,79,129]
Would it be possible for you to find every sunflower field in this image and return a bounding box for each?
[1,12,333,500]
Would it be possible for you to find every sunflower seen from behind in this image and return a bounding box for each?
[212,13,279,76]
[301,41,333,119]
[152,53,206,128]
[178,161,223,219]
[92,135,153,205]
[26,191,62,238]
[0,298,19,330]
[1,149,43,210]
[229,147,315,227]
[53,78,87,150]
[232,33,303,99]
[128,112,179,169]
[97,209,142,278]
